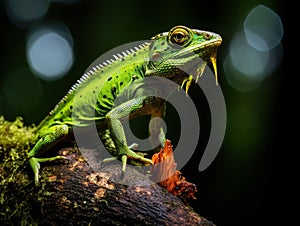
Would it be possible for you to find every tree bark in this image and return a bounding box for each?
[0,117,215,225]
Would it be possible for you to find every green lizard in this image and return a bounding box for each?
[28,25,222,185]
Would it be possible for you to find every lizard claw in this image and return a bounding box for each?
[102,146,153,175]
[29,155,67,186]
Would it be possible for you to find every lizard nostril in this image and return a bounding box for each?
[204,33,211,40]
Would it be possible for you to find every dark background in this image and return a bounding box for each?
[0,0,291,225]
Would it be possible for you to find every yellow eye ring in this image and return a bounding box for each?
[168,26,192,46]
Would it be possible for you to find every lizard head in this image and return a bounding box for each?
[145,25,222,93]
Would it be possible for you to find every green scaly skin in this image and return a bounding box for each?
[28,25,222,185]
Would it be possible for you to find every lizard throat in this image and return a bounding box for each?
[180,53,219,95]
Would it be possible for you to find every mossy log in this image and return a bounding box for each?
[0,117,215,225]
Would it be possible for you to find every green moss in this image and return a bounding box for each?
[0,116,36,146]
[0,116,38,224]
[0,116,36,181]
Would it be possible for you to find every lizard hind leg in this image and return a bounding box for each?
[28,124,69,186]
[29,155,65,186]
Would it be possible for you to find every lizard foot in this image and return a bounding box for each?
[102,146,153,174]
[29,156,67,186]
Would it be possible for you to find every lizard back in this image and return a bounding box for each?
[36,41,150,135]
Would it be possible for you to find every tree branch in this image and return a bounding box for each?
[0,117,215,225]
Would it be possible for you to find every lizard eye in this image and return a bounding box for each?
[168,27,192,46]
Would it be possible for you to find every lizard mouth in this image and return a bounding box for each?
[190,38,221,82]
[179,39,222,94]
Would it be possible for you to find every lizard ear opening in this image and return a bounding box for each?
[150,52,161,62]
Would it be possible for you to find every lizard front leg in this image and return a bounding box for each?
[103,96,165,173]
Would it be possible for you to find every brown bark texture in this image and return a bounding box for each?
[1,147,215,225]
[0,117,215,225]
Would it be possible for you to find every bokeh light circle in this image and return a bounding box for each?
[26,27,74,81]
